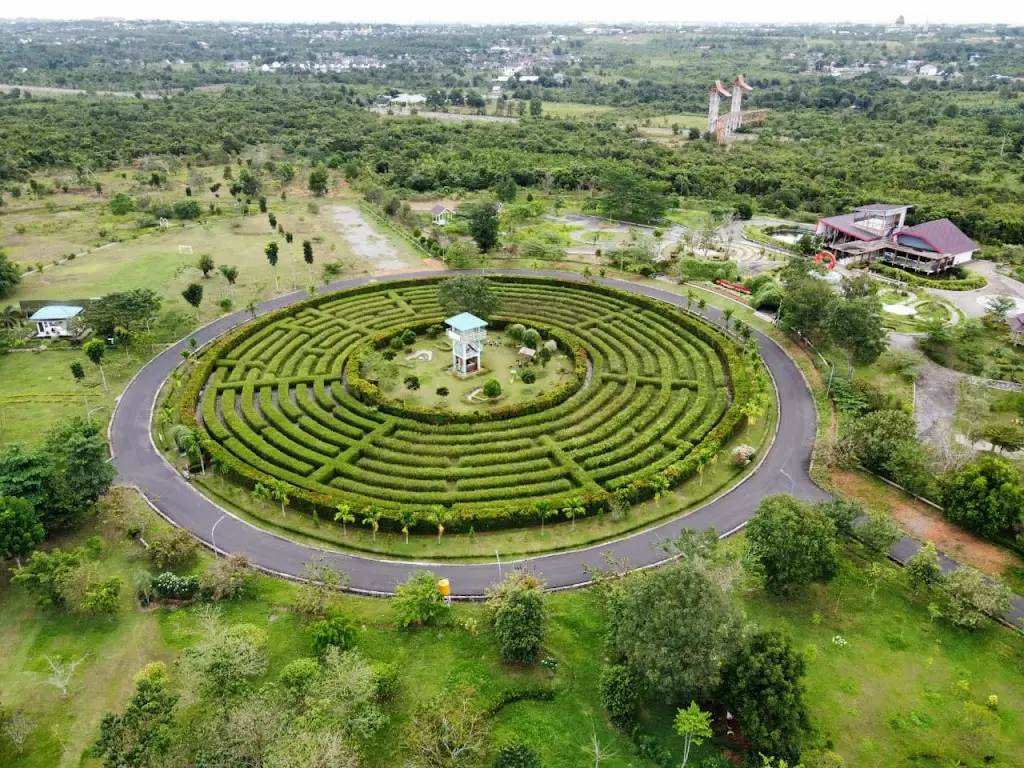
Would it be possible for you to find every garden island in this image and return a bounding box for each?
[176,275,771,549]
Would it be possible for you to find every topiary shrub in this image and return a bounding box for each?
[508,323,527,342]
[400,328,417,346]
[521,370,537,384]
[405,375,421,390]
[390,336,405,351]
[483,378,502,398]
[427,323,444,338]
[522,328,541,349]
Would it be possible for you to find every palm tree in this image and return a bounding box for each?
[685,289,695,311]
[562,497,586,531]
[333,503,354,535]
[362,505,382,540]
[1,306,20,330]
[534,500,557,534]
[251,482,272,510]
[651,474,670,503]
[266,479,290,517]
[722,307,734,331]
[399,509,418,545]
[428,505,448,544]
[209,453,226,488]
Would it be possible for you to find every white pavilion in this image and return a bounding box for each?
[445,312,488,377]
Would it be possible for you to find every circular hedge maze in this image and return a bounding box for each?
[181,276,760,534]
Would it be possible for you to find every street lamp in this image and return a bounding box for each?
[211,514,227,557]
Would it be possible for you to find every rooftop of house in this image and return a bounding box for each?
[897,218,978,255]
[430,204,453,215]
[1008,313,1024,334]
[445,312,488,332]
[29,305,84,322]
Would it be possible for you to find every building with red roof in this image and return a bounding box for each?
[815,204,977,274]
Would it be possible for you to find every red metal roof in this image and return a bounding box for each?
[898,219,977,255]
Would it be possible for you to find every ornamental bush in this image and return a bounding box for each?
[483,378,502,398]
[599,663,643,724]
[309,611,358,654]
[487,571,546,663]
[153,572,201,600]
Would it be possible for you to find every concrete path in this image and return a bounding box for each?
[111,269,825,597]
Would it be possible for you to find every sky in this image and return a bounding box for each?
[3,1,1023,26]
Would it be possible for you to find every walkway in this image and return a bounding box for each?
[111,270,824,596]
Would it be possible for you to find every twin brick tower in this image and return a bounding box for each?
[706,75,766,143]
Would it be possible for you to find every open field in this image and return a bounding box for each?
[2,504,1022,768]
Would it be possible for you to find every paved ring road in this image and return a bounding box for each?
[111,270,827,597]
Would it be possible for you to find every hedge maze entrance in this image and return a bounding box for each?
[182,277,757,535]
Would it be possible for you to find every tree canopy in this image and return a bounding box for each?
[436,275,499,319]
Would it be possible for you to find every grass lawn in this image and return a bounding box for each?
[367,331,575,413]
[666,208,717,230]
[3,502,1023,768]
[0,348,142,448]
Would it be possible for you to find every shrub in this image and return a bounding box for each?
[393,570,448,628]
[152,572,201,600]
[599,664,643,724]
[936,456,1024,540]
[857,511,902,558]
[202,554,257,600]
[371,661,400,700]
[495,738,541,768]
[308,611,358,654]
[400,328,417,346]
[404,374,421,390]
[487,571,546,664]
[389,336,405,351]
[426,323,444,338]
[521,370,537,384]
[522,328,541,349]
[943,566,1012,629]
[483,378,502,398]
[109,192,136,215]
[508,323,527,342]
[436,386,449,397]
[147,528,199,570]
[172,200,202,220]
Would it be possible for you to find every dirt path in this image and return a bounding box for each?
[830,470,1022,578]
[331,205,422,272]
[889,332,959,446]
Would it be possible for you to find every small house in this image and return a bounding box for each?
[517,346,537,364]
[446,312,488,377]
[29,305,83,338]
[1009,313,1024,344]
[431,205,455,226]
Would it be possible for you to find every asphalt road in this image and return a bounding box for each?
[110,269,828,596]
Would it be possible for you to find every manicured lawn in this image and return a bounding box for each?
[0,348,140,448]
[368,330,575,413]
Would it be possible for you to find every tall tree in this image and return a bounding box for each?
[437,276,499,319]
[302,239,314,282]
[744,494,839,595]
[92,663,178,768]
[0,496,45,566]
[82,339,108,392]
[721,630,809,764]
[936,455,1024,539]
[308,166,329,196]
[0,251,22,299]
[468,202,500,252]
[605,560,741,703]
[84,290,161,337]
[486,570,546,664]
[597,166,670,225]
[264,241,280,289]
[181,283,204,321]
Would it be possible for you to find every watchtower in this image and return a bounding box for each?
[445,312,488,378]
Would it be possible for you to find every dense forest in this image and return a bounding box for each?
[1,81,1022,244]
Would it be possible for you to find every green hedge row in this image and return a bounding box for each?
[868,263,986,291]
[182,275,756,533]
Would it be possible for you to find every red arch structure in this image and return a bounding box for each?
[814,250,837,270]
